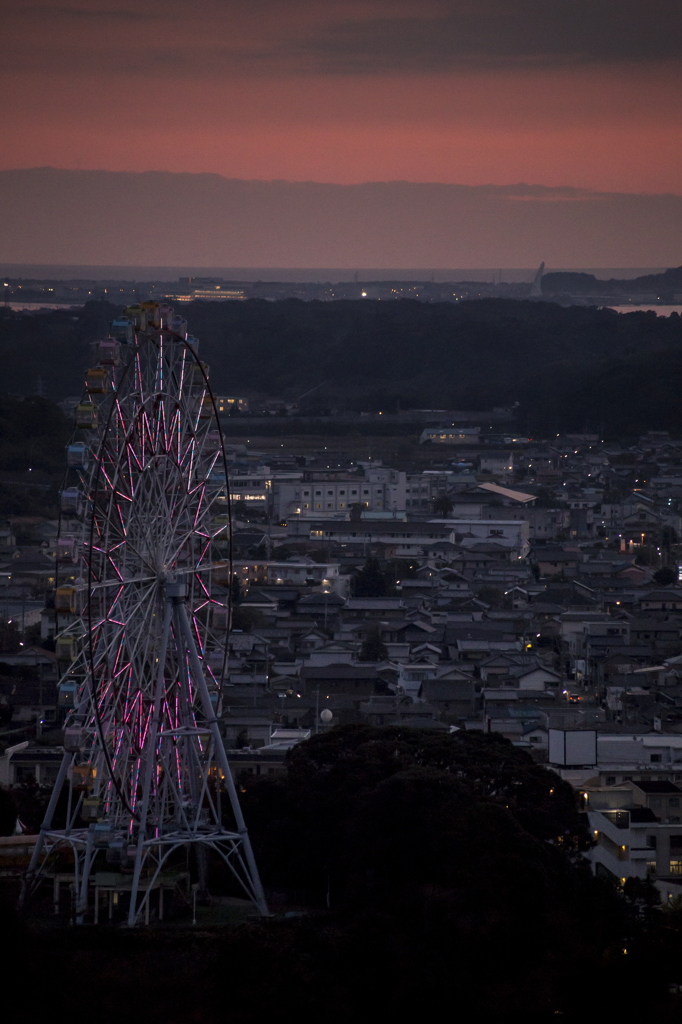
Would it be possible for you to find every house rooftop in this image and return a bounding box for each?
[632,781,682,794]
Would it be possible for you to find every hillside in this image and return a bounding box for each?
[543,266,682,297]
[2,298,682,437]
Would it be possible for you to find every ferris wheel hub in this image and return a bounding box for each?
[165,580,188,599]
[25,304,269,924]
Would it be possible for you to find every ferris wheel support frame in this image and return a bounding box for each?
[22,317,268,924]
[124,582,268,925]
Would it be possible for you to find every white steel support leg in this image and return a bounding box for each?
[20,749,72,909]
[77,828,95,923]
[173,604,202,812]
[25,322,262,930]
[25,750,71,879]
[171,601,209,897]
[128,598,173,927]
[174,596,269,915]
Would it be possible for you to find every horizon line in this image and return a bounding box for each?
[2,167,682,199]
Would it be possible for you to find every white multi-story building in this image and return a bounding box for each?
[306,521,457,557]
[272,468,406,519]
[233,558,342,593]
[419,427,480,445]
[429,518,530,559]
[479,452,514,480]
[229,468,273,510]
[584,781,682,899]
[405,471,453,511]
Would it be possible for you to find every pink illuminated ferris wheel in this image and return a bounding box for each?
[25,304,267,925]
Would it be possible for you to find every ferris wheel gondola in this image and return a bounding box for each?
[24,303,267,924]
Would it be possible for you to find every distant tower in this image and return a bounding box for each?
[529,262,545,299]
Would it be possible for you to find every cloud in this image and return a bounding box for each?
[4,0,682,79]
[2,168,682,267]
[14,3,156,21]
[290,2,682,74]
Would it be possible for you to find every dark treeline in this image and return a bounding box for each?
[2,299,682,437]
[543,265,682,297]
[5,727,682,1022]
[0,395,71,515]
[0,302,107,399]
[0,396,71,474]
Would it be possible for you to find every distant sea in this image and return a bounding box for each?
[0,265,669,284]
[607,305,681,316]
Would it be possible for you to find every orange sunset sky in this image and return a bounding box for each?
[2,0,682,195]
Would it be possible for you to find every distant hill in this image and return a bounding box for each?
[542,266,682,296]
[2,297,682,438]
[1,168,682,267]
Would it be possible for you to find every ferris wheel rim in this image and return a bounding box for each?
[58,326,234,817]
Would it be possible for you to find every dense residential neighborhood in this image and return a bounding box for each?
[6,425,682,895]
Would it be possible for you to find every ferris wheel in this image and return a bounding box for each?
[25,303,267,924]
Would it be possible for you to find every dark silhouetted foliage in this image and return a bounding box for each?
[12,727,682,1021]
[359,627,388,662]
[353,556,390,598]
[654,566,677,586]
[0,621,21,653]
[432,494,453,516]
[0,786,17,836]
[3,300,682,438]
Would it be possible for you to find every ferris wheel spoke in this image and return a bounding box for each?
[42,314,268,920]
[89,573,157,590]
[126,619,165,687]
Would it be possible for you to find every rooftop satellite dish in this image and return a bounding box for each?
[320,709,333,723]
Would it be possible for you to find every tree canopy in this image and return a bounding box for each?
[353,556,390,598]
[234,726,635,1018]
[359,627,388,662]
[9,725,682,1021]
[3,299,682,437]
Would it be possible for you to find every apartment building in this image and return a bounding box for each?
[405,471,452,510]
[229,469,272,510]
[585,781,682,899]
[272,467,406,519]
[233,558,342,594]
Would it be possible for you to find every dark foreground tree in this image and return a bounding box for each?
[353,556,389,598]
[0,621,21,654]
[237,726,636,1019]
[359,627,388,662]
[653,566,677,587]
[0,786,16,836]
[432,494,453,517]
[13,727,682,1023]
